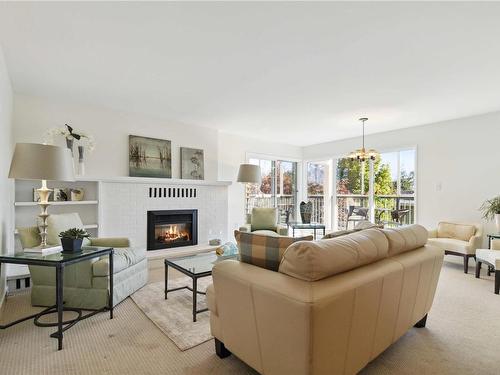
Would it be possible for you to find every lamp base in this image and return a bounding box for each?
[36,180,53,248]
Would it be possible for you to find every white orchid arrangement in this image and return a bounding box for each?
[44,124,95,153]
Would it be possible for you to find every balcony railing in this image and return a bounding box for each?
[246,193,415,229]
[307,195,325,224]
[336,194,415,230]
[245,195,296,224]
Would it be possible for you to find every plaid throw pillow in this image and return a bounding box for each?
[234,230,313,271]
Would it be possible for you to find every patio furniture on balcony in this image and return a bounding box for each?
[376,208,410,227]
[346,206,369,229]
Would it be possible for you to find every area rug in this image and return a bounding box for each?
[131,277,213,351]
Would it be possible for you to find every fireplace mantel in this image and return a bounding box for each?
[75,176,231,186]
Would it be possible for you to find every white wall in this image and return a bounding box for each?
[218,132,303,235]
[13,94,219,181]
[12,94,303,244]
[303,111,500,236]
[0,45,14,307]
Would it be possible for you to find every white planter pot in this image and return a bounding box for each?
[496,214,500,233]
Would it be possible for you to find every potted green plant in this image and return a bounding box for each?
[479,196,500,233]
[59,228,89,253]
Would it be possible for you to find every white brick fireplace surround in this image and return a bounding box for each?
[98,177,230,252]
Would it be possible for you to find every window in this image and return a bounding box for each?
[335,158,370,229]
[334,148,416,230]
[246,158,298,224]
[306,162,328,224]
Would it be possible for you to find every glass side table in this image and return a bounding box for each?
[288,222,326,239]
[0,247,114,350]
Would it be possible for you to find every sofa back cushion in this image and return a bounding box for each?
[279,228,389,281]
[235,230,313,271]
[437,222,476,241]
[250,207,277,231]
[382,224,428,256]
[322,221,383,239]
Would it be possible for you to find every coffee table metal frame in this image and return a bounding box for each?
[164,258,211,322]
[0,247,114,350]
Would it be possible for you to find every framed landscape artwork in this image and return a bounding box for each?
[129,135,172,178]
[180,147,204,180]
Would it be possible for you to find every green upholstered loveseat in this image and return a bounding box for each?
[18,213,147,309]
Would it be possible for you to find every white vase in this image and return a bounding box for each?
[77,146,85,176]
[495,213,500,233]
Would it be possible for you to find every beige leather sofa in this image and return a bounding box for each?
[428,221,482,273]
[207,225,444,375]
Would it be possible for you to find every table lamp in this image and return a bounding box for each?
[237,163,261,225]
[237,164,261,184]
[9,143,75,248]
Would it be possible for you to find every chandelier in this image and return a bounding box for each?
[347,117,379,161]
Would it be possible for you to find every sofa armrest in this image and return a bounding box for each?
[239,224,252,232]
[428,229,437,238]
[277,225,289,236]
[211,260,312,373]
[90,237,130,248]
[468,234,483,252]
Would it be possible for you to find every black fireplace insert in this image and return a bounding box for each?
[147,209,198,250]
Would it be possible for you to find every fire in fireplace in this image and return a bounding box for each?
[155,223,190,244]
[147,209,198,250]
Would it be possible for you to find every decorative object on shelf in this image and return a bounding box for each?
[53,187,69,201]
[70,188,85,201]
[300,201,313,224]
[59,227,89,253]
[480,196,500,233]
[129,135,172,178]
[347,117,379,161]
[43,124,95,176]
[77,145,85,176]
[181,147,204,180]
[9,143,75,248]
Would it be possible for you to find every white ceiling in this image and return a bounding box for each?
[1,2,500,146]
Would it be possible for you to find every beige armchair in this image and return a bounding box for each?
[239,207,288,237]
[428,221,483,273]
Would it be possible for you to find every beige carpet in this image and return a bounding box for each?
[131,278,213,351]
[0,257,499,375]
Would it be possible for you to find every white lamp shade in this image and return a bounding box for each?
[237,164,261,183]
[8,143,75,181]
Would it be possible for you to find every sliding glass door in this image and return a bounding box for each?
[306,161,331,225]
[246,158,298,224]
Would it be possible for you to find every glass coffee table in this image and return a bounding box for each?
[164,252,237,322]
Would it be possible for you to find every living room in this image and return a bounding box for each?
[0,2,499,375]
